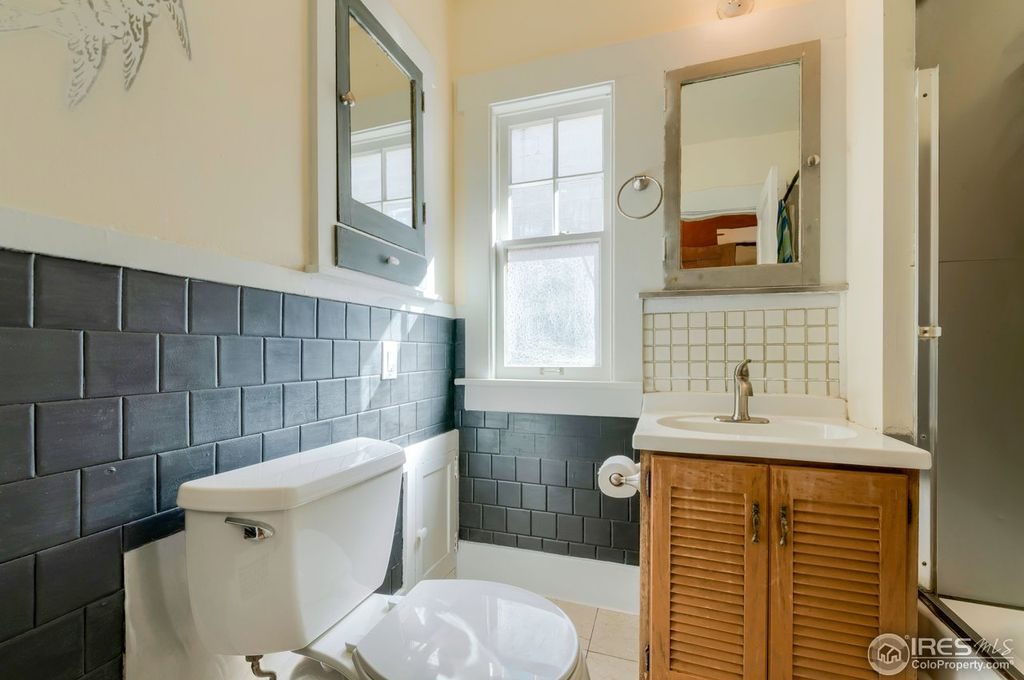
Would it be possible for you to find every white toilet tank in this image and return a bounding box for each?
[176,437,405,656]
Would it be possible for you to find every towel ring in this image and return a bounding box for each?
[616,174,664,220]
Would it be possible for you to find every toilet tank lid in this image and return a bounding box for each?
[176,438,405,513]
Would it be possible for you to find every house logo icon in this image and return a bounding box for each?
[868,634,911,674]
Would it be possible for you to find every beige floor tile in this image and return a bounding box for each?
[579,637,590,655]
[588,609,640,662]
[550,598,599,640]
[586,652,639,680]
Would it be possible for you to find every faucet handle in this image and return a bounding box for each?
[734,359,752,378]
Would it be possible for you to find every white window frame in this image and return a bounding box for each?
[491,84,614,381]
[351,121,414,224]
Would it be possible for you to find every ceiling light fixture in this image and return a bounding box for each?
[717,0,755,19]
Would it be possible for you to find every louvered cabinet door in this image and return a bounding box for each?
[769,466,910,680]
[650,456,769,680]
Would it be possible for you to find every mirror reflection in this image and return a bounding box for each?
[349,17,414,227]
[679,63,800,269]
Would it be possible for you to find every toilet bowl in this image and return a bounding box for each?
[177,438,589,680]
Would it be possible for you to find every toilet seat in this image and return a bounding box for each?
[301,580,585,680]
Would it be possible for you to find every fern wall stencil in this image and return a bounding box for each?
[0,0,191,108]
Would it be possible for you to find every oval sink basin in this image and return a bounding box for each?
[655,415,858,442]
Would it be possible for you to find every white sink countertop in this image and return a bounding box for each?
[632,393,932,470]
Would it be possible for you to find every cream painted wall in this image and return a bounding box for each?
[682,130,800,195]
[0,0,456,302]
[451,0,809,78]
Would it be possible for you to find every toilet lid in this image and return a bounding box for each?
[354,580,580,680]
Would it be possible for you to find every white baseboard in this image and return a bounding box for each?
[456,541,640,614]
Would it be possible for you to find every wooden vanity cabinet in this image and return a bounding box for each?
[640,453,919,680]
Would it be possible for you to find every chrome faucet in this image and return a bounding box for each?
[716,359,769,424]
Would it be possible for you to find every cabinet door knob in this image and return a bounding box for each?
[778,505,789,546]
[751,501,761,544]
[385,255,401,266]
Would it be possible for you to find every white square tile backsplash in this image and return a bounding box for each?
[642,295,842,396]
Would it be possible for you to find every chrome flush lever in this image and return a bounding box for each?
[224,517,275,542]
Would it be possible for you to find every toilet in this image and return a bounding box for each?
[177,437,589,680]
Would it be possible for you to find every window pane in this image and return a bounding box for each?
[504,242,599,367]
[557,114,603,176]
[385,146,412,200]
[352,152,382,204]
[383,199,413,226]
[557,174,604,234]
[510,121,553,183]
[509,182,554,239]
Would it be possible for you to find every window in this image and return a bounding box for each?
[493,85,613,379]
[351,122,414,226]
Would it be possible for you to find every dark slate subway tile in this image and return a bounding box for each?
[35,528,122,624]
[399,402,417,435]
[317,300,346,339]
[283,295,316,338]
[500,430,535,455]
[124,392,188,457]
[482,506,506,532]
[242,384,283,434]
[541,459,567,486]
[83,657,122,680]
[0,555,33,642]
[34,256,120,331]
[346,304,370,340]
[241,288,282,337]
[416,343,432,371]
[515,457,540,484]
[161,334,216,391]
[497,481,521,508]
[573,489,601,518]
[0,404,33,484]
[84,331,158,397]
[521,483,546,511]
[369,377,392,411]
[557,514,584,543]
[218,336,263,387]
[601,417,639,437]
[265,338,301,384]
[0,609,84,680]
[369,307,390,340]
[547,486,573,514]
[535,435,579,459]
[359,341,382,376]
[630,495,641,523]
[405,313,424,342]
[467,453,490,478]
[554,415,601,437]
[300,421,332,451]
[517,535,542,551]
[531,511,556,539]
[473,479,497,505]
[189,280,240,335]
[0,472,80,562]
[81,457,156,535]
[612,520,640,551]
[466,529,492,544]
[333,340,359,377]
[0,328,82,405]
[459,502,481,529]
[122,270,186,333]
[216,435,262,473]
[476,428,499,453]
[346,376,371,414]
[331,415,357,443]
[0,250,32,327]
[625,550,640,566]
[157,445,214,511]
[567,460,595,489]
[380,406,400,440]
[576,435,626,461]
[491,455,515,481]
[493,532,517,548]
[398,342,417,373]
[484,412,509,429]
[462,411,484,428]
[263,427,300,460]
[543,539,569,556]
[122,508,184,552]
[583,518,611,547]
[357,410,380,438]
[506,507,530,535]
[84,591,123,671]
[601,495,630,522]
[283,382,317,426]
[317,379,346,420]
[190,388,241,445]
[569,543,596,560]
[596,547,625,564]
[459,427,477,452]
[36,398,121,475]
[302,339,333,380]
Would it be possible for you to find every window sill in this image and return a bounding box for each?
[455,378,643,418]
